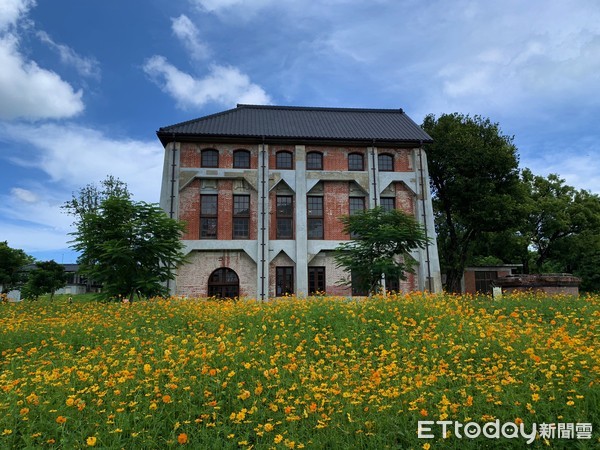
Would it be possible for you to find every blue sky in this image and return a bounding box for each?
[1,0,599,263]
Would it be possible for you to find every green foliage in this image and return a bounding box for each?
[334,207,428,294]
[0,241,33,293]
[422,113,524,292]
[521,169,600,273]
[21,260,67,300]
[67,179,186,301]
[62,174,130,219]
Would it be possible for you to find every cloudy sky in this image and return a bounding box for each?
[1,0,599,262]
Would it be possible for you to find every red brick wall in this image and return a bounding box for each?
[179,179,200,239]
[180,143,259,169]
[179,179,257,240]
[323,181,351,240]
[306,146,367,171]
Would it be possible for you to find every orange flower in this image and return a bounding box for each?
[177,433,188,444]
[419,409,428,417]
[162,395,172,403]
[56,416,67,424]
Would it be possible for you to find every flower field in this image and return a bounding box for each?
[1,293,599,449]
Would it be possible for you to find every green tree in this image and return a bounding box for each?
[0,242,33,293]
[68,193,186,301]
[62,175,131,219]
[21,260,67,300]
[334,207,428,294]
[422,113,524,292]
[521,169,600,272]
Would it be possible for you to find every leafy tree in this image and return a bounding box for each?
[422,113,525,292]
[0,242,33,293]
[21,260,67,300]
[334,207,428,294]
[521,169,600,272]
[62,175,131,219]
[69,193,186,301]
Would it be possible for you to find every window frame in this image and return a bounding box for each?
[207,268,239,298]
[232,194,250,239]
[233,149,251,169]
[308,266,326,295]
[306,151,323,170]
[378,153,394,172]
[276,195,294,239]
[348,153,365,171]
[276,266,294,296]
[380,197,396,212]
[276,150,294,170]
[307,195,324,239]
[200,194,218,239]
[201,149,219,168]
[474,271,498,294]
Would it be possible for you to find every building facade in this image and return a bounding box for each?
[157,105,442,299]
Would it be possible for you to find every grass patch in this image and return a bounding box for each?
[1,293,598,448]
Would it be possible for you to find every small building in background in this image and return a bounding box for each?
[461,265,523,295]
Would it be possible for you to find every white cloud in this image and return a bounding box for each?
[37,30,101,79]
[143,55,271,108]
[1,122,164,203]
[11,187,39,203]
[0,0,34,31]
[0,34,84,120]
[171,15,209,61]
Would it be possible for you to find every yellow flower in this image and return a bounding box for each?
[86,436,97,446]
[423,443,431,450]
[274,434,284,444]
[264,423,274,432]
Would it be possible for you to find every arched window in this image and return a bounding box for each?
[201,149,219,168]
[378,153,394,171]
[233,149,251,168]
[348,153,364,171]
[207,268,239,298]
[306,151,323,170]
[276,151,293,169]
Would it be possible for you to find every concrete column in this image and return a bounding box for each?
[159,141,180,296]
[257,144,270,300]
[413,148,442,293]
[366,146,379,208]
[294,145,308,297]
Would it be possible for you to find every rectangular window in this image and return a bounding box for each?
[276,195,293,239]
[348,153,364,171]
[200,194,218,238]
[308,267,325,294]
[351,269,368,296]
[380,197,395,212]
[233,195,250,239]
[276,267,294,296]
[349,197,365,238]
[307,196,324,239]
[349,197,365,215]
[475,271,498,294]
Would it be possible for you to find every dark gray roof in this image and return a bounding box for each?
[157,104,432,146]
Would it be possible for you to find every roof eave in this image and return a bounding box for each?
[156,131,432,148]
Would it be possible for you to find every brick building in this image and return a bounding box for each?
[157,105,441,299]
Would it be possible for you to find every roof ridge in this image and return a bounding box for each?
[237,104,404,114]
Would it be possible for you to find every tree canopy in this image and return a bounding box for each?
[334,207,428,294]
[0,242,33,293]
[21,260,67,300]
[422,113,524,292]
[66,177,186,301]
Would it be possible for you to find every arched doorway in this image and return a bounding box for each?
[207,268,239,298]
